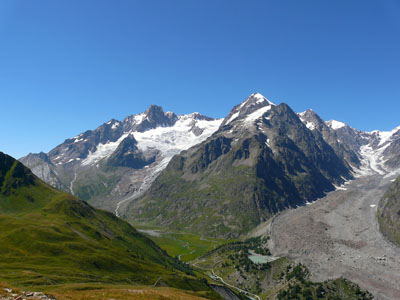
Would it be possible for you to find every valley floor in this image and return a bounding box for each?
[269,173,400,300]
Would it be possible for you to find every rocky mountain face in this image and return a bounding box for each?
[297,110,360,168]
[19,152,62,189]
[328,124,400,177]
[378,175,400,246]
[126,93,358,237]
[20,105,222,215]
[105,134,156,169]
[299,110,400,177]
[377,127,400,170]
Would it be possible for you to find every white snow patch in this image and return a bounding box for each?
[111,122,120,130]
[134,113,146,124]
[253,93,276,106]
[226,93,276,125]
[355,143,390,177]
[305,122,315,130]
[225,111,240,125]
[334,184,347,191]
[81,133,129,166]
[81,113,219,167]
[326,120,346,130]
[238,93,275,110]
[244,105,273,125]
[370,204,376,208]
[298,114,316,130]
[371,126,400,147]
[135,115,222,157]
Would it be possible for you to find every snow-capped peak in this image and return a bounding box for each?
[298,109,314,117]
[297,110,319,131]
[326,120,346,130]
[252,92,275,105]
[179,112,215,121]
[298,111,306,117]
[222,92,276,126]
[242,92,275,108]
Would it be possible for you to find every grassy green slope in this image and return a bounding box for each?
[0,152,219,299]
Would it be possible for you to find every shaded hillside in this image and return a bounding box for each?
[0,152,219,299]
[378,175,400,246]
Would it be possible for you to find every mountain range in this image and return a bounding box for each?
[21,105,222,217]
[20,93,400,237]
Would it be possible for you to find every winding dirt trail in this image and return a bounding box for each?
[269,174,400,300]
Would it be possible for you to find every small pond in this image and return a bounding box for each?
[248,250,280,264]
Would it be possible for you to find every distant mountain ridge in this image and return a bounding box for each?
[20,105,222,215]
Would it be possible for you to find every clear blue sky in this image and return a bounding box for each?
[1,0,399,158]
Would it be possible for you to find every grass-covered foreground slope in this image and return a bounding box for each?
[378,175,400,246]
[0,152,220,299]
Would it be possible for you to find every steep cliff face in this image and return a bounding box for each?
[298,109,360,168]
